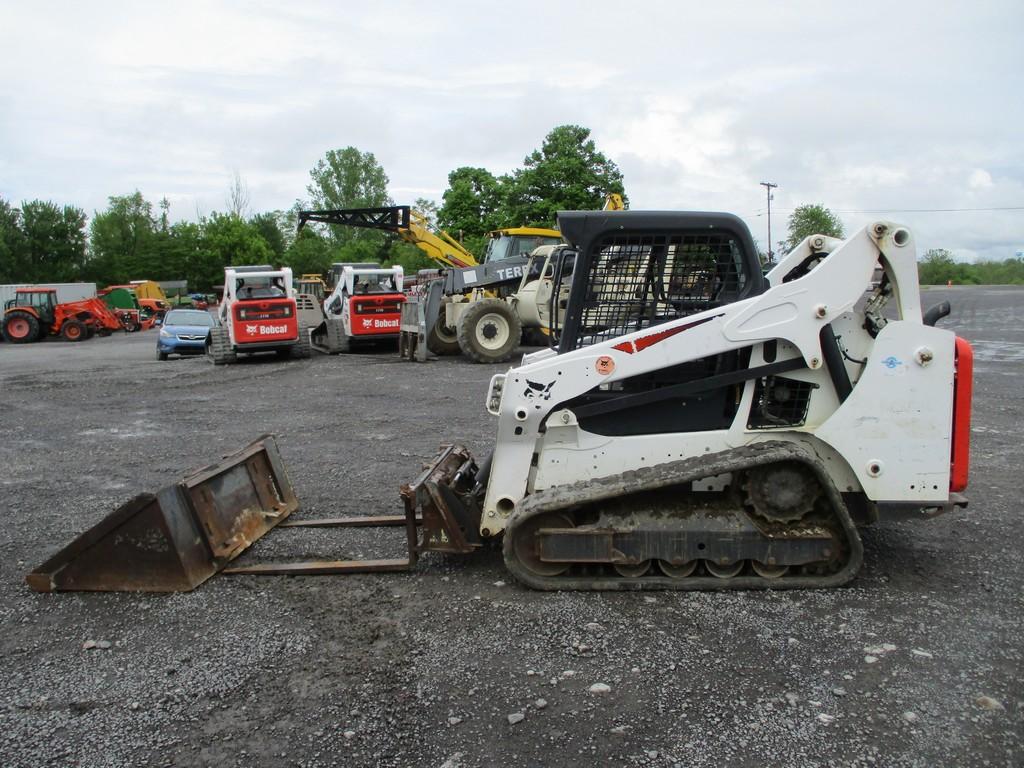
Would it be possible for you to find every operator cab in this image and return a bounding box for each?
[235,277,287,300]
[11,288,57,321]
[353,273,397,294]
[482,229,562,264]
[552,211,765,352]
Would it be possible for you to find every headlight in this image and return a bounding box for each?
[485,374,505,415]
[159,329,172,338]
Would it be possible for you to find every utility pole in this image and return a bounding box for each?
[760,181,778,264]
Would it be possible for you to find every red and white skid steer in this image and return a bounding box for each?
[310,264,405,353]
[27,211,973,593]
[207,265,311,364]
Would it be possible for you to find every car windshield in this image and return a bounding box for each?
[165,310,214,327]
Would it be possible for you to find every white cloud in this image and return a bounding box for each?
[968,169,994,189]
[0,0,1021,260]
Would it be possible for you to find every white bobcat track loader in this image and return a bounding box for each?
[310,265,405,354]
[454,211,973,589]
[28,211,973,593]
[208,265,311,364]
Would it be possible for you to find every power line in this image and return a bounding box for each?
[753,206,1024,216]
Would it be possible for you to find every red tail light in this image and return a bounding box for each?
[950,336,973,492]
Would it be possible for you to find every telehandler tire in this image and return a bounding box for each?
[456,298,522,364]
[2,311,40,344]
[426,316,460,356]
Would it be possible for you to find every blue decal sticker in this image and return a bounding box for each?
[881,356,902,369]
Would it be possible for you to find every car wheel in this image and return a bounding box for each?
[158,350,169,361]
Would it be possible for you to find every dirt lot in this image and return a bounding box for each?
[0,285,1021,768]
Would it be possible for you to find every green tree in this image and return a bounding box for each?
[783,204,845,252]
[503,125,626,227]
[414,197,439,226]
[437,167,504,243]
[164,221,208,290]
[917,248,964,285]
[0,197,28,282]
[306,147,391,245]
[307,147,391,210]
[282,228,335,278]
[250,212,288,260]
[198,213,273,289]
[87,191,157,284]
[385,241,436,274]
[19,200,87,282]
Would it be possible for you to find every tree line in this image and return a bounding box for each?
[0,125,625,291]
[917,248,1024,285]
[779,205,1024,285]
[3,123,1014,290]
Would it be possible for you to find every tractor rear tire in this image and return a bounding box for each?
[61,320,87,342]
[426,315,460,356]
[3,311,41,344]
[206,328,236,365]
[456,298,523,364]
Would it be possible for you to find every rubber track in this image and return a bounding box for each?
[502,440,863,591]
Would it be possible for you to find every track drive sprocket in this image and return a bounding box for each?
[743,461,821,523]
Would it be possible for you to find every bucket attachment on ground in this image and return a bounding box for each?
[26,436,298,593]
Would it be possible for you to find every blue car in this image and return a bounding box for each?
[157,308,218,360]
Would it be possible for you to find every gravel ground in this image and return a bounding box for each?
[0,285,1021,767]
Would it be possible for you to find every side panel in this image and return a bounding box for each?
[815,323,956,502]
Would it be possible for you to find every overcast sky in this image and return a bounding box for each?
[2,0,1021,261]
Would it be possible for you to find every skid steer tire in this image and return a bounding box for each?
[457,298,522,364]
[426,315,460,356]
[3,311,41,344]
[61,320,87,342]
[206,328,236,365]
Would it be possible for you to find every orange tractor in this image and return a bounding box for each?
[2,288,131,343]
